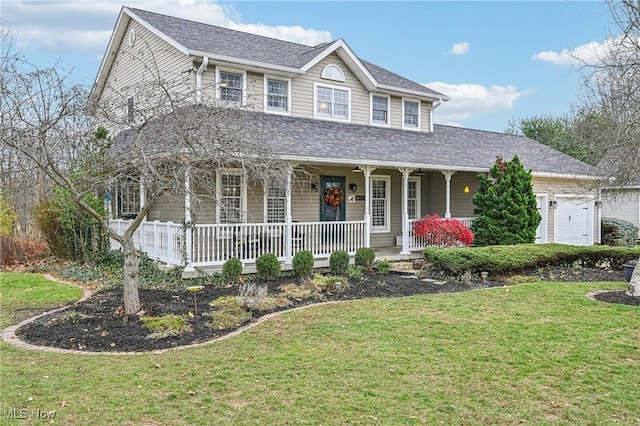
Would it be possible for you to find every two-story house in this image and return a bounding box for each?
[94,7,602,274]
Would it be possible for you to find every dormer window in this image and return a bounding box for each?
[314,83,350,121]
[371,94,390,126]
[264,76,290,114]
[402,99,420,130]
[321,64,345,82]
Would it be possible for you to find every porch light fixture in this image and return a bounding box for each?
[463,185,470,194]
[595,201,603,208]
[311,183,318,191]
[352,166,363,173]
[349,183,358,193]
[550,200,558,209]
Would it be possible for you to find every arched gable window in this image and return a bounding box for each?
[321,64,345,82]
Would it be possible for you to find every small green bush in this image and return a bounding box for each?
[256,253,281,280]
[354,247,376,270]
[292,250,314,277]
[347,264,365,279]
[329,250,350,275]
[601,217,639,247]
[222,257,243,283]
[374,259,392,274]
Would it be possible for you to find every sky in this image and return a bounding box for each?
[1,0,617,133]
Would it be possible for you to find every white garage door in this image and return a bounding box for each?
[554,197,594,245]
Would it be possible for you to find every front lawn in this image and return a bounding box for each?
[0,274,637,424]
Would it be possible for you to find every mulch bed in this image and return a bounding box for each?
[14,267,636,353]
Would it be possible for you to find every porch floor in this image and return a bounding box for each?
[180,246,424,278]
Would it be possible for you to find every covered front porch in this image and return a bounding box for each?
[108,164,479,275]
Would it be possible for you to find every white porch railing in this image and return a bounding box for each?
[408,217,476,250]
[109,219,366,268]
[109,220,183,265]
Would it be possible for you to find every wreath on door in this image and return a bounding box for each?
[324,186,344,210]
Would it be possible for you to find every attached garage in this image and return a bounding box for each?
[553,196,594,245]
[535,194,548,243]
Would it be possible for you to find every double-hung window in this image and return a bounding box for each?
[371,95,389,125]
[371,176,391,232]
[265,183,286,223]
[118,179,140,217]
[219,71,243,105]
[407,177,421,220]
[218,171,245,223]
[266,78,289,113]
[403,99,420,129]
[315,83,349,120]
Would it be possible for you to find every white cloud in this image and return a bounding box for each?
[532,36,631,67]
[424,81,533,125]
[3,0,332,57]
[449,42,470,56]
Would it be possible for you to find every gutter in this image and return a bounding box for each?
[195,57,208,103]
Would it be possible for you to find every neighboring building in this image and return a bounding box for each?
[601,183,640,240]
[94,7,602,273]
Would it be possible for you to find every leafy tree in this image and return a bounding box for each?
[471,156,541,246]
[506,115,598,165]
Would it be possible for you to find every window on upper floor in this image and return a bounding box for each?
[265,77,290,114]
[371,94,389,126]
[403,99,420,130]
[218,69,245,105]
[314,83,350,121]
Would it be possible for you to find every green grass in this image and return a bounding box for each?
[1,273,638,425]
[0,272,83,329]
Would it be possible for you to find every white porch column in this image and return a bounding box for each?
[183,168,195,272]
[441,170,456,219]
[362,165,376,247]
[398,168,414,255]
[284,165,294,265]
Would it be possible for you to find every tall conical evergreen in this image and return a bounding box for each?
[471,155,541,246]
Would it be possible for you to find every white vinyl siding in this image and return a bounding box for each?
[402,99,420,130]
[371,94,390,126]
[371,175,391,232]
[264,76,290,114]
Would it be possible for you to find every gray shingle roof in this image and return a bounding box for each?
[128,8,444,98]
[114,108,600,179]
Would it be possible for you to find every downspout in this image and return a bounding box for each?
[430,99,442,133]
[195,57,209,104]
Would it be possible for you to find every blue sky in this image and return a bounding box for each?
[2,0,616,132]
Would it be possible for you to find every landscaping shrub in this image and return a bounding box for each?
[347,264,365,279]
[354,247,376,269]
[601,217,639,247]
[423,243,640,277]
[329,250,349,275]
[374,259,392,274]
[222,257,243,283]
[292,250,314,277]
[255,253,281,280]
[413,214,474,247]
[471,155,541,246]
[0,193,17,237]
[0,237,49,266]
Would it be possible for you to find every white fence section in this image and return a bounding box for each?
[109,219,366,268]
[408,217,476,250]
[109,220,184,265]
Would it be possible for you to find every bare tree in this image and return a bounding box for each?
[2,33,293,314]
[572,0,640,296]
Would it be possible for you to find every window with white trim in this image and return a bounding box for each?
[118,179,140,217]
[264,183,286,223]
[371,176,390,232]
[371,95,389,125]
[217,171,245,223]
[219,70,243,104]
[315,83,350,120]
[265,77,289,113]
[403,99,419,129]
[408,177,421,220]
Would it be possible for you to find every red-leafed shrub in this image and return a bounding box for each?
[0,237,49,266]
[413,214,474,247]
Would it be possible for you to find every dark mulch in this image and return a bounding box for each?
[15,267,635,353]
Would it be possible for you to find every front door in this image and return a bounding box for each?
[320,176,346,222]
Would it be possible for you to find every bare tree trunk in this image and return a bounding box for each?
[121,237,141,315]
[627,257,640,297]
